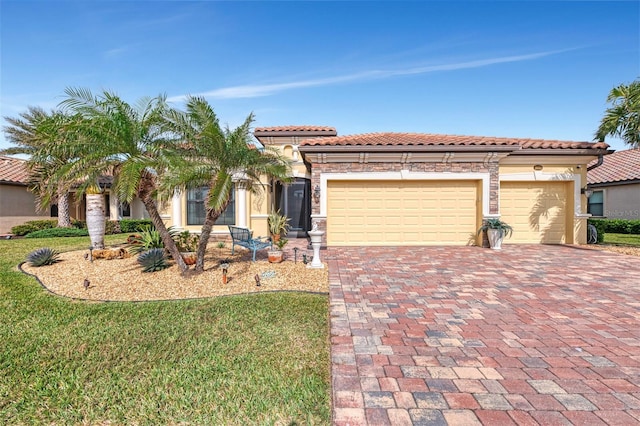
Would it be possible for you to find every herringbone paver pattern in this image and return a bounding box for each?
[327,245,640,425]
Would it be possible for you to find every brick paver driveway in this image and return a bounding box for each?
[327,245,640,425]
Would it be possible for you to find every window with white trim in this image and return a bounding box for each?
[588,190,604,217]
[187,186,235,225]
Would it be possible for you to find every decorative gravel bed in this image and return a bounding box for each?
[21,245,329,302]
[593,244,640,257]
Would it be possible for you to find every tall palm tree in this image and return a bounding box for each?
[595,79,640,147]
[58,88,188,269]
[162,96,291,272]
[2,107,74,228]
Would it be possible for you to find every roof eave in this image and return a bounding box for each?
[298,144,520,153]
[509,148,613,156]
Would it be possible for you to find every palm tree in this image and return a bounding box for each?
[595,79,640,147]
[2,107,74,228]
[58,88,188,270]
[162,96,291,272]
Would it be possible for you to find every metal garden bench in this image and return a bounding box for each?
[228,226,272,261]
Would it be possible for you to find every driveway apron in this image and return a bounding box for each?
[327,245,640,426]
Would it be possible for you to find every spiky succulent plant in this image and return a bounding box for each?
[26,247,61,267]
[137,248,169,273]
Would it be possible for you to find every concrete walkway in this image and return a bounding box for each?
[327,245,640,425]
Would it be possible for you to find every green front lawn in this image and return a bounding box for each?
[603,233,640,246]
[0,236,330,425]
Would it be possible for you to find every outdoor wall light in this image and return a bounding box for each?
[581,187,593,198]
[313,185,321,204]
[533,164,544,171]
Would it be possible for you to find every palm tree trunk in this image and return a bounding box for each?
[194,199,231,273]
[140,194,188,273]
[56,186,72,228]
[194,215,215,273]
[86,193,105,249]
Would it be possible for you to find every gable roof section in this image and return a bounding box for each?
[588,148,640,185]
[0,156,30,185]
[298,132,609,152]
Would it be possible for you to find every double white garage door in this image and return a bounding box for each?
[326,180,570,246]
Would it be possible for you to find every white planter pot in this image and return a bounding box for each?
[487,228,504,250]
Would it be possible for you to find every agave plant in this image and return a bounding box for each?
[137,248,169,273]
[129,225,179,255]
[26,247,61,267]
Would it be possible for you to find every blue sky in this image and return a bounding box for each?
[1,1,638,152]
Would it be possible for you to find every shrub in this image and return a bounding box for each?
[25,228,89,238]
[137,248,169,272]
[11,219,57,236]
[26,247,61,266]
[120,219,154,233]
[105,220,121,235]
[589,218,640,236]
[71,219,87,229]
[175,230,199,252]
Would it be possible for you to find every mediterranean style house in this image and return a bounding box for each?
[587,148,640,220]
[2,127,611,245]
[165,126,610,246]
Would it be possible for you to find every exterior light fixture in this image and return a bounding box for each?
[533,164,543,171]
[581,187,593,198]
[313,185,321,204]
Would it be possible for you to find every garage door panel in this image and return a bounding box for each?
[500,181,569,244]
[327,180,478,246]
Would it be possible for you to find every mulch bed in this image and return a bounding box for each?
[21,245,328,302]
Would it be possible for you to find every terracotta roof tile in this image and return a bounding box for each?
[0,156,30,185]
[588,148,640,184]
[298,132,609,150]
[254,125,337,133]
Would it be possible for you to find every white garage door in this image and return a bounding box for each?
[500,181,570,244]
[327,180,478,246]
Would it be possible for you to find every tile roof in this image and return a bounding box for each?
[298,132,609,150]
[588,148,640,184]
[254,125,337,133]
[0,156,30,185]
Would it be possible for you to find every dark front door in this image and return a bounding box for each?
[275,178,311,238]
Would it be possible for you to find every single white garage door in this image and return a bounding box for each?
[500,181,570,244]
[327,180,478,246]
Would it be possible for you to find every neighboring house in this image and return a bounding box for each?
[587,148,640,220]
[0,156,148,234]
[166,127,610,246]
[0,156,50,234]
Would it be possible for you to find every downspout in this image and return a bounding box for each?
[587,154,604,171]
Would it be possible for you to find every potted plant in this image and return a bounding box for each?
[175,230,200,265]
[268,238,288,263]
[478,218,513,250]
[268,210,291,242]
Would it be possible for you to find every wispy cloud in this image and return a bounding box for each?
[103,46,128,59]
[168,49,573,102]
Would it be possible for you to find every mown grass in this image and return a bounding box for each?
[0,236,330,425]
[603,233,640,246]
